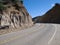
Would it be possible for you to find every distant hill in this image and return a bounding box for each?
[33,3,60,24]
[32,16,42,23]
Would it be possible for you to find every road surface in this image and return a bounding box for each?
[0,23,60,45]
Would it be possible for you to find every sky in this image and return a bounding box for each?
[23,0,60,18]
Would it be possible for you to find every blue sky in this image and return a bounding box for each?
[23,0,60,18]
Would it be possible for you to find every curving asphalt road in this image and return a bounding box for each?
[0,23,60,45]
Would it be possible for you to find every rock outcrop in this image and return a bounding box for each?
[33,3,60,24]
[0,0,33,29]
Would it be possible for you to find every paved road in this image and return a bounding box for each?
[0,23,60,45]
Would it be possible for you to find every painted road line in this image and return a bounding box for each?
[48,25,57,45]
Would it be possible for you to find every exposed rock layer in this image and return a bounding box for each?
[0,0,33,29]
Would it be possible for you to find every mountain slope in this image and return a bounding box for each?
[33,3,60,23]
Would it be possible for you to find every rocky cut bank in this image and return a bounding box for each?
[0,0,33,29]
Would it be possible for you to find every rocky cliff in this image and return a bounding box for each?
[33,3,60,24]
[0,0,33,29]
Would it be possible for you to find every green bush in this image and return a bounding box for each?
[0,3,6,11]
[11,0,23,4]
[20,0,23,4]
[11,0,18,4]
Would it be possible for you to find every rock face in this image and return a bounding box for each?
[0,0,33,29]
[33,3,60,24]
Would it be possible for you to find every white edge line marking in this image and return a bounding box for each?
[0,24,57,45]
[48,25,57,45]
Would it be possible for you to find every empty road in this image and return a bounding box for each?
[0,23,60,45]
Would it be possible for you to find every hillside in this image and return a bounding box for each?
[0,0,33,34]
[33,3,60,24]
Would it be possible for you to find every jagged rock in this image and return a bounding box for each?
[0,0,33,29]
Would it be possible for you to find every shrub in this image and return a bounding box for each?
[0,3,6,11]
[11,0,23,4]
[20,0,23,4]
[11,0,18,4]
